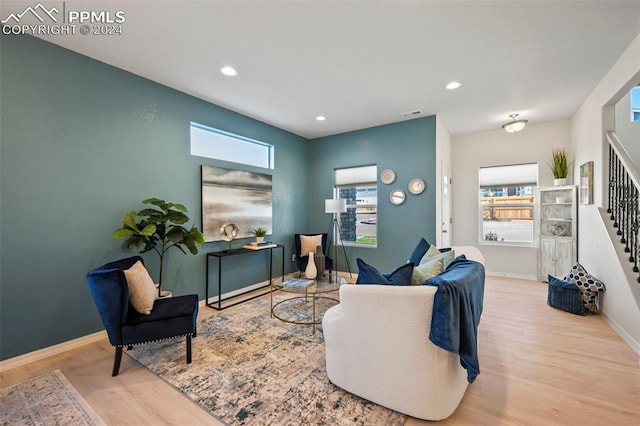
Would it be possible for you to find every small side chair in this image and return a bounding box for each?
[86,256,198,376]
[294,233,334,278]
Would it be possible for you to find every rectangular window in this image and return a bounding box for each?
[190,122,274,169]
[479,163,537,245]
[631,86,640,122]
[335,165,377,247]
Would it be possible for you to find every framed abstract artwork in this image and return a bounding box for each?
[201,165,273,242]
[580,161,593,205]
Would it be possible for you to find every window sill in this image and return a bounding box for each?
[338,242,377,249]
[479,241,537,249]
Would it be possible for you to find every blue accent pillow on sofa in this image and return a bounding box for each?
[547,275,585,315]
[356,258,413,285]
[408,238,430,265]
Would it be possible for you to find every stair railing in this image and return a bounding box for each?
[606,130,640,283]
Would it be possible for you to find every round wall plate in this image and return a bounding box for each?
[380,169,396,185]
[408,178,426,194]
[390,189,406,205]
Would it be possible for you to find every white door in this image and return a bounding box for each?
[441,163,452,247]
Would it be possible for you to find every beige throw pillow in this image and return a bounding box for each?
[123,260,158,315]
[300,234,323,257]
[411,257,444,285]
[420,246,456,269]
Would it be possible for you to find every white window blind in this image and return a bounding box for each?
[335,165,377,187]
[479,163,537,188]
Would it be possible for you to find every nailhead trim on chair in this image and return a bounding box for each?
[115,332,194,348]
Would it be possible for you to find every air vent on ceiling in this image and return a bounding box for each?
[401,110,422,117]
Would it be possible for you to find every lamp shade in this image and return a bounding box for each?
[501,113,528,133]
[325,198,347,214]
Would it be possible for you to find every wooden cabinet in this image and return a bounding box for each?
[538,186,577,281]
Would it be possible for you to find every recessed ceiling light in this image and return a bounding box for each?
[220,66,238,77]
[446,81,461,90]
[316,116,326,121]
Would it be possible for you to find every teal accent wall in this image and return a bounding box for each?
[308,117,437,272]
[0,35,309,360]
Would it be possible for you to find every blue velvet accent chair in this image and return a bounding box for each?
[86,256,199,376]
[294,233,333,278]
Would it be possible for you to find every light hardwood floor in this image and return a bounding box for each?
[1,276,638,425]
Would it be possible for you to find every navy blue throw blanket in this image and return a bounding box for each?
[424,256,485,383]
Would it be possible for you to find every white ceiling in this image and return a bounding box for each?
[8,0,640,138]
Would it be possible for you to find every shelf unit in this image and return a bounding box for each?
[538,185,577,281]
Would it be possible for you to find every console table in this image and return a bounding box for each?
[205,245,284,310]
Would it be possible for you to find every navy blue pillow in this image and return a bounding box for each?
[356,258,413,285]
[444,254,468,271]
[408,238,430,265]
[547,275,585,315]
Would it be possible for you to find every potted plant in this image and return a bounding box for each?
[550,148,570,186]
[251,227,268,243]
[112,198,204,297]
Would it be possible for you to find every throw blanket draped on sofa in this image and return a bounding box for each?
[425,257,485,383]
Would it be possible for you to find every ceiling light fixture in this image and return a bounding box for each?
[220,66,238,76]
[446,81,461,90]
[502,113,528,133]
[315,116,326,121]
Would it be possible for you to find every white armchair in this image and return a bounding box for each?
[322,246,484,421]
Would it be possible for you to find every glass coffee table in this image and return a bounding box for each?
[270,277,344,333]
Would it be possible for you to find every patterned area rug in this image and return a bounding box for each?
[129,292,405,425]
[0,369,105,426]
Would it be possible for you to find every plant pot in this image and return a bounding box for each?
[553,178,567,186]
[256,236,264,244]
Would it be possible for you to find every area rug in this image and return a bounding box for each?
[128,292,405,425]
[0,369,105,426]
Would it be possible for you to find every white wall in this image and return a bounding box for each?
[436,116,452,246]
[614,89,640,167]
[452,119,571,279]
[571,32,640,353]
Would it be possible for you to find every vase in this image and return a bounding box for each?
[305,252,317,279]
[314,245,325,277]
[554,178,567,186]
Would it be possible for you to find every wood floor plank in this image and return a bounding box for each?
[2,276,639,425]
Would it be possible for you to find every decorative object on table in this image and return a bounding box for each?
[86,256,199,376]
[305,251,318,279]
[325,198,353,280]
[0,369,106,426]
[408,177,426,195]
[314,245,326,277]
[201,165,272,242]
[241,241,277,250]
[128,293,404,425]
[550,148,570,186]
[112,197,204,297]
[251,226,268,243]
[580,161,594,204]
[390,188,406,205]
[281,277,314,289]
[501,113,528,133]
[220,222,238,241]
[294,234,334,278]
[380,169,396,184]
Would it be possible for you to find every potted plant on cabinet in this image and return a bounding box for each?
[251,227,268,244]
[112,197,204,297]
[550,148,570,186]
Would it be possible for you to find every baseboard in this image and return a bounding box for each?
[602,311,640,357]
[0,330,108,372]
[485,271,539,281]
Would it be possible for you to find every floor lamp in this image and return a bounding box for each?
[325,198,352,282]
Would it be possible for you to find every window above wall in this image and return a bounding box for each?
[190,122,274,169]
[479,163,538,246]
[631,86,640,122]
